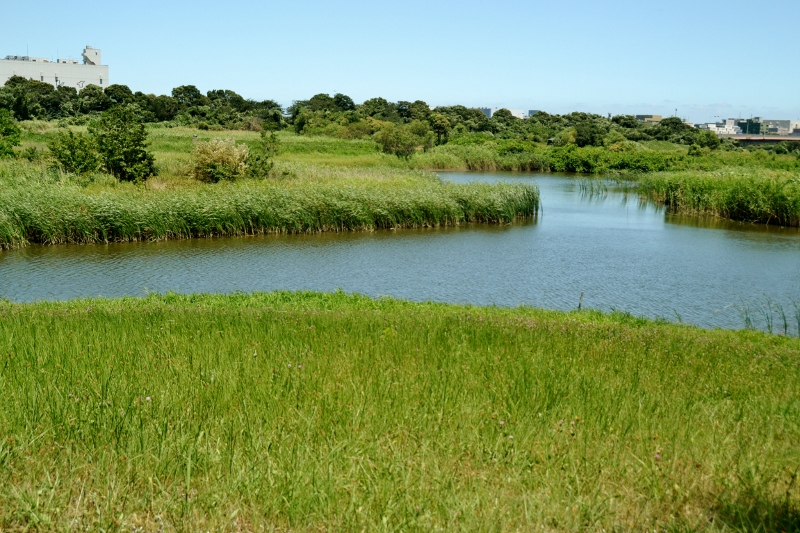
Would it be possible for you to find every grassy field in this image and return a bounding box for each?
[0,292,798,531]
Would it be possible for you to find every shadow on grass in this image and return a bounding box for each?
[711,493,800,533]
[669,493,800,533]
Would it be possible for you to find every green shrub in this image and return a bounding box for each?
[88,105,157,182]
[48,129,100,174]
[246,131,280,179]
[190,138,249,182]
[0,109,21,158]
[374,122,433,159]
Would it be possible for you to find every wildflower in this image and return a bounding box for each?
[655,453,661,461]
[499,421,505,426]
[146,396,152,402]
[298,364,303,369]
[508,435,514,439]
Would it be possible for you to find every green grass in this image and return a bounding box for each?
[0,162,539,248]
[637,169,800,227]
[0,292,798,531]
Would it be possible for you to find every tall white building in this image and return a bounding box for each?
[0,46,108,91]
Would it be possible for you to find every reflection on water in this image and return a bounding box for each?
[1,173,798,331]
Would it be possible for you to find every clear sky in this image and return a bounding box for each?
[3,0,798,123]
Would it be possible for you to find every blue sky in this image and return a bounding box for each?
[3,0,798,123]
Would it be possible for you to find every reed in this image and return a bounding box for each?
[0,292,798,531]
[637,169,800,227]
[0,163,539,248]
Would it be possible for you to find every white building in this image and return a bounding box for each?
[698,119,741,135]
[0,46,108,90]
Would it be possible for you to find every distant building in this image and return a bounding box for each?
[528,110,542,117]
[635,115,662,123]
[479,107,525,119]
[0,46,108,90]
[759,119,794,136]
[697,119,741,135]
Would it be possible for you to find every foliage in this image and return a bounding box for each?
[0,166,538,247]
[47,129,100,174]
[0,108,21,158]
[190,138,250,182]
[0,292,797,530]
[374,121,433,158]
[637,169,800,227]
[246,130,281,178]
[88,105,157,182]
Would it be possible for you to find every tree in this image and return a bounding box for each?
[307,93,337,112]
[171,85,207,108]
[77,85,112,113]
[612,115,640,129]
[88,105,156,181]
[0,109,21,158]
[374,123,423,158]
[333,93,355,112]
[359,97,399,121]
[429,113,451,145]
[696,130,721,150]
[105,84,134,106]
[575,121,604,147]
[247,129,281,178]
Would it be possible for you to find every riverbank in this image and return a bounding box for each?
[0,292,798,531]
[0,162,538,248]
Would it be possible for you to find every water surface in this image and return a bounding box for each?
[1,173,798,331]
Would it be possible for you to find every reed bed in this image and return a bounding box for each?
[637,169,800,227]
[0,292,798,531]
[0,164,539,248]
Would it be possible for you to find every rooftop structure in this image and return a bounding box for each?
[0,46,108,90]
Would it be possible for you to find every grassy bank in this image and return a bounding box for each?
[0,292,798,531]
[0,163,538,248]
[636,169,800,227]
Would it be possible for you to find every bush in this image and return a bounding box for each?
[246,131,280,179]
[48,129,100,174]
[0,109,21,158]
[88,105,157,182]
[375,122,433,158]
[191,138,249,182]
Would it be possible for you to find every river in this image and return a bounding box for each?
[1,173,798,331]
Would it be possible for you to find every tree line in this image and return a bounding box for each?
[0,78,737,158]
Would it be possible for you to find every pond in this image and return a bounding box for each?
[2,173,798,331]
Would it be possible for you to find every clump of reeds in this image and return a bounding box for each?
[0,166,539,248]
[637,169,800,227]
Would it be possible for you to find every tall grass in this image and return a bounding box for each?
[637,169,800,227]
[0,163,539,248]
[0,292,798,531]
[413,144,800,174]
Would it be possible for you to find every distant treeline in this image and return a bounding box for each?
[4,78,799,155]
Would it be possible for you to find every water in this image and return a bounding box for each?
[1,173,799,330]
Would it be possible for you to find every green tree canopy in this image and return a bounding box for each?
[88,105,156,182]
